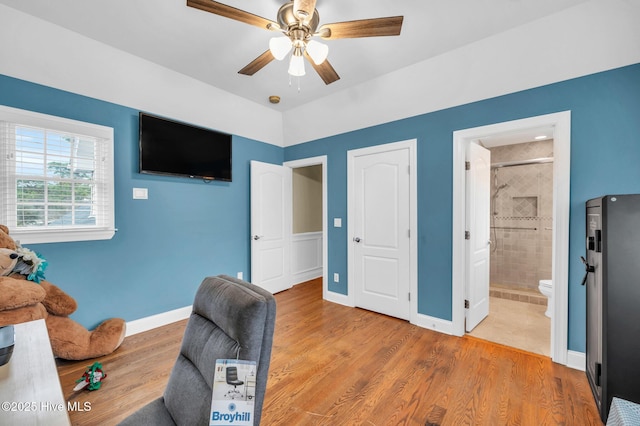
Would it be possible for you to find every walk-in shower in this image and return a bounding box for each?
[489,143,554,294]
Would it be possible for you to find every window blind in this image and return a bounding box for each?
[0,106,115,244]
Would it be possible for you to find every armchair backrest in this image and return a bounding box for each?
[217,275,276,423]
[163,275,276,426]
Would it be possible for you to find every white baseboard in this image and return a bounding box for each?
[324,290,353,307]
[292,268,322,286]
[125,305,192,337]
[412,313,456,335]
[566,350,586,371]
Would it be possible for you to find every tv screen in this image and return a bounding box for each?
[139,112,232,181]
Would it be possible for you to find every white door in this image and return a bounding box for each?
[465,143,491,331]
[250,161,291,294]
[350,146,411,320]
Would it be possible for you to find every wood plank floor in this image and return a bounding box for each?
[56,278,602,425]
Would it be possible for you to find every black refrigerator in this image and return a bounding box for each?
[585,194,640,421]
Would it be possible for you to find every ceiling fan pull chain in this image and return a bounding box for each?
[287,74,301,93]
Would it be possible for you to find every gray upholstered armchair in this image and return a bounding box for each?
[118,275,276,426]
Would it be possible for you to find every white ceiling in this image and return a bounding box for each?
[0,0,590,112]
[480,126,555,147]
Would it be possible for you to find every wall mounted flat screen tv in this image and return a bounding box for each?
[139,112,232,181]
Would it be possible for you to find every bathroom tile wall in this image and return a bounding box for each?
[489,140,553,292]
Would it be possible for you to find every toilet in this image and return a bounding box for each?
[538,279,553,318]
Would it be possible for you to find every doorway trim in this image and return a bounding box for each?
[347,139,418,323]
[451,111,571,365]
[284,156,328,300]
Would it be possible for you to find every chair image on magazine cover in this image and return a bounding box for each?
[224,366,244,399]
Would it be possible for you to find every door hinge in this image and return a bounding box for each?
[465,231,470,240]
[407,165,411,174]
[408,292,411,301]
[464,299,470,309]
[465,161,471,171]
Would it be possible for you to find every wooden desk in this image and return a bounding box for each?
[0,319,70,425]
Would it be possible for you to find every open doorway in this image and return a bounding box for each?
[452,111,571,365]
[284,156,328,298]
[467,137,554,356]
[290,164,323,284]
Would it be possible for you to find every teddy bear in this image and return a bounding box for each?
[0,224,126,360]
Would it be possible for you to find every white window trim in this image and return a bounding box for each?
[0,105,115,244]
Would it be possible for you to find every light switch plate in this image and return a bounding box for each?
[133,188,148,199]
[333,218,342,228]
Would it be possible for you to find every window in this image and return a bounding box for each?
[0,106,115,244]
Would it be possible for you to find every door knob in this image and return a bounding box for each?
[253,235,263,241]
[353,237,361,243]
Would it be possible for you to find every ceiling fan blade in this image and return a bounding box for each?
[303,51,340,85]
[238,50,276,76]
[187,0,279,31]
[318,16,403,40]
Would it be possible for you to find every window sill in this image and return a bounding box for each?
[10,228,116,245]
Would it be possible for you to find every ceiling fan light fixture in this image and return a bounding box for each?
[288,51,306,77]
[269,36,292,61]
[306,39,329,65]
[189,0,402,86]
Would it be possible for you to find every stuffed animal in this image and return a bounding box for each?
[0,225,126,360]
[0,247,19,276]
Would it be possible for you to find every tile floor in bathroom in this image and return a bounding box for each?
[467,295,551,357]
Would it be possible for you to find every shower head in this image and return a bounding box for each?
[493,183,508,196]
[492,183,508,209]
[492,183,508,216]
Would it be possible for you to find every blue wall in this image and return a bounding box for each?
[285,63,640,353]
[2,63,639,353]
[0,74,284,329]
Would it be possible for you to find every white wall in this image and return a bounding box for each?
[283,0,640,145]
[0,4,284,147]
[1,1,639,147]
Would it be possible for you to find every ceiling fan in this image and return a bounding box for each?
[186,0,404,85]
